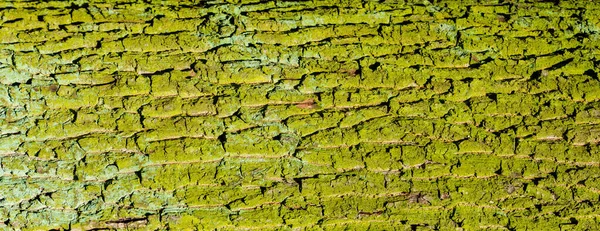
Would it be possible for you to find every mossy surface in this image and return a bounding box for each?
[1,0,600,230]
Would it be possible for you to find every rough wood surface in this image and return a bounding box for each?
[1,0,600,230]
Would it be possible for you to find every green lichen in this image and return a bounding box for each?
[0,0,599,230]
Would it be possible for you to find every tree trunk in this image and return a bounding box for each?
[1,0,599,230]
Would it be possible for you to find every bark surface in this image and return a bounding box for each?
[1,0,600,230]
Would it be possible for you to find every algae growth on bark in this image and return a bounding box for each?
[0,0,600,230]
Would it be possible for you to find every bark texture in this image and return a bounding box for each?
[1,0,600,230]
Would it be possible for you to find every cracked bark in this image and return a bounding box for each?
[1,0,600,230]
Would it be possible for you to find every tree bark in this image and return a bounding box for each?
[1,0,600,230]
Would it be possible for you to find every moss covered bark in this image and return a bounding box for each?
[1,0,600,230]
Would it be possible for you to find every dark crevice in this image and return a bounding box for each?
[584,69,598,81]
[368,62,381,71]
